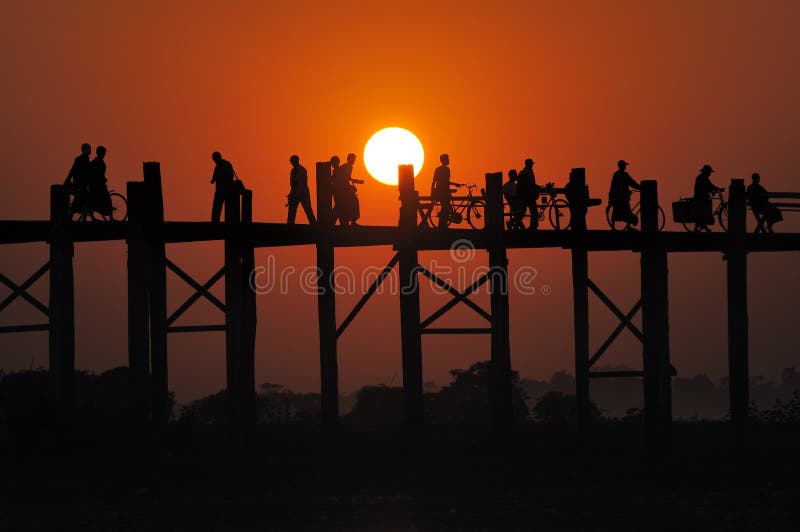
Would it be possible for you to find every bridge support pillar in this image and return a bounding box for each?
[49,185,75,417]
[316,162,340,437]
[640,180,672,449]
[144,162,169,434]
[241,189,257,438]
[727,179,749,446]
[127,181,150,427]
[485,172,513,443]
[398,165,424,438]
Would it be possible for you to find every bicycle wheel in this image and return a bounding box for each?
[656,206,666,231]
[548,199,571,230]
[107,193,128,221]
[605,205,628,231]
[466,201,486,230]
[717,204,728,231]
[430,201,452,228]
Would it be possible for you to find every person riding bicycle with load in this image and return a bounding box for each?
[63,143,92,211]
[431,153,461,229]
[693,164,721,231]
[608,159,640,227]
[89,145,112,216]
[516,158,540,230]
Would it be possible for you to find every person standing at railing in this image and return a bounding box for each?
[286,154,316,225]
[210,151,236,223]
[693,164,721,231]
[89,145,112,216]
[746,173,783,233]
[431,153,461,229]
[503,169,523,229]
[516,158,540,230]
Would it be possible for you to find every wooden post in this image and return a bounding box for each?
[224,186,244,441]
[144,162,169,433]
[127,181,150,426]
[49,185,74,415]
[569,168,591,435]
[727,179,749,446]
[640,180,671,448]
[398,164,424,436]
[315,162,339,434]
[571,248,590,436]
[241,189,257,437]
[485,172,513,442]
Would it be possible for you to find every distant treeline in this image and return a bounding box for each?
[1,364,799,438]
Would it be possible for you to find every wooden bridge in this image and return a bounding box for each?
[1,162,798,447]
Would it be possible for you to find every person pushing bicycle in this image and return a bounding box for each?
[608,159,640,227]
[431,153,462,229]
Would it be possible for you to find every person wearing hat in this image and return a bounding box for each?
[608,159,640,228]
[693,164,721,231]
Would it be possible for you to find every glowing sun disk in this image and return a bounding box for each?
[363,127,424,186]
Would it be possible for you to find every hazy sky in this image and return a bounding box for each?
[1,0,798,403]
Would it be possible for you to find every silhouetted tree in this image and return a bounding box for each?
[532,391,601,425]
[430,361,529,426]
[344,386,403,427]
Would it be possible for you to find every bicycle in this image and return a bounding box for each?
[67,186,128,222]
[605,190,665,231]
[679,189,728,232]
[421,183,486,229]
[505,182,571,230]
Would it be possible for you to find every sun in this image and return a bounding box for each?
[363,127,424,186]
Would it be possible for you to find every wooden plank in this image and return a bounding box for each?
[420,327,493,335]
[0,324,49,333]
[167,324,226,333]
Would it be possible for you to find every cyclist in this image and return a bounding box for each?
[516,158,540,230]
[431,153,461,229]
[89,145,112,216]
[608,159,640,227]
[693,164,721,231]
[63,142,92,211]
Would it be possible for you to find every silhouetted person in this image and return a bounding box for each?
[89,145,112,216]
[516,158,540,230]
[503,169,523,229]
[608,160,640,227]
[693,164,721,231]
[747,173,783,233]
[286,155,316,225]
[210,151,236,223]
[431,154,460,229]
[331,153,362,227]
[565,169,589,232]
[64,143,92,211]
[341,153,362,227]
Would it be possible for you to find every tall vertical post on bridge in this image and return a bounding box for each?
[398,164,424,436]
[224,186,247,442]
[640,180,672,448]
[144,162,169,433]
[569,168,590,437]
[485,172,513,442]
[127,181,150,426]
[241,189,257,436]
[316,161,340,435]
[49,185,75,415]
[726,179,749,446]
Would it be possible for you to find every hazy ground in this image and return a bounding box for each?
[2,424,798,531]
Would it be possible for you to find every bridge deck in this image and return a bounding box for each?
[1,220,798,253]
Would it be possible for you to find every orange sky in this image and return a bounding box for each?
[1,0,798,403]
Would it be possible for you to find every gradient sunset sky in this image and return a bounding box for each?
[1,0,798,403]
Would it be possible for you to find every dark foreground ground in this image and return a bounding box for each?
[2,423,799,531]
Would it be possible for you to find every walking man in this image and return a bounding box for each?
[286,155,316,225]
